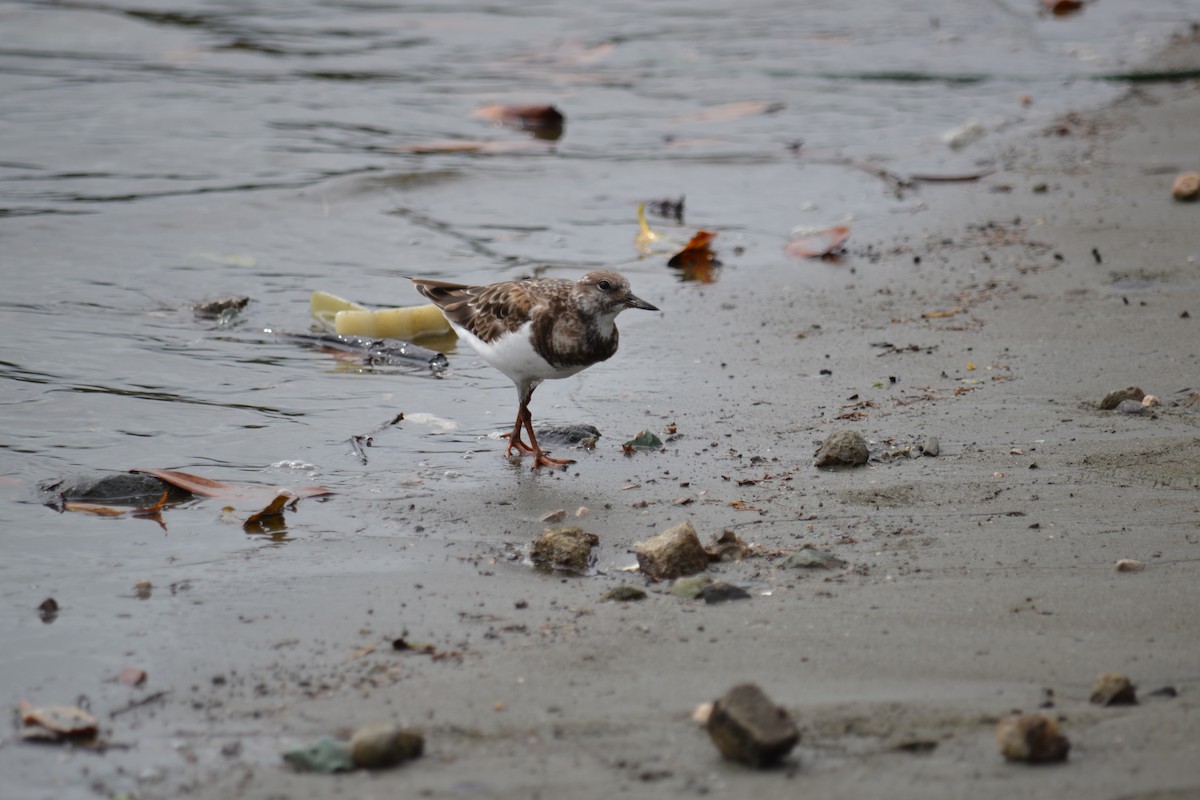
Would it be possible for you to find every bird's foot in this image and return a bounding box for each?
[531,451,575,470]
[502,433,537,456]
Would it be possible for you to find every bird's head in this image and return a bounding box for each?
[574,270,659,317]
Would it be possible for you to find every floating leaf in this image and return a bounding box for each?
[785,226,851,259]
[472,104,564,140]
[132,468,332,503]
[671,101,785,124]
[635,204,666,254]
[390,139,549,155]
[667,230,721,283]
[242,493,294,533]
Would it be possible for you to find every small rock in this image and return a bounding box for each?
[1099,386,1144,410]
[995,712,1070,764]
[534,424,601,446]
[574,506,590,518]
[700,582,751,604]
[349,722,424,770]
[705,529,750,561]
[671,575,714,598]
[133,580,153,599]
[692,701,714,726]
[706,684,800,768]
[601,584,647,602]
[634,522,710,580]
[540,509,567,523]
[1147,686,1178,699]
[1090,672,1137,706]
[1141,394,1161,408]
[1115,559,1144,572]
[530,527,599,574]
[1115,399,1145,415]
[814,429,869,468]
[192,296,250,319]
[921,436,940,457]
[782,545,847,570]
[1172,171,1200,202]
[37,597,59,622]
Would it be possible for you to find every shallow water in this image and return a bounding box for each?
[0,0,1195,737]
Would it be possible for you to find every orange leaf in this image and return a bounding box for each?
[667,230,721,283]
[785,226,850,259]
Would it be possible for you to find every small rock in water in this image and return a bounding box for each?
[995,712,1070,764]
[1115,559,1144,573]
[706,684,800,768]
[349,722,424,769]
[530,527,599,574]
[535,424,601,446]
[192,296,250,319]
[1099,386,1145,410]
[601,584,647,602]
[1090,672,1138,706]
[1172,171,1200,202]
[814,429,869,468]
[1114,399,1145,415]
[634,522,710,579]
[921,436,940,457]
[700,582,751,604]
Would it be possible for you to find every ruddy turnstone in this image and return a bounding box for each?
[412,270,658,469]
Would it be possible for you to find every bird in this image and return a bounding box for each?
[412,270,658,469]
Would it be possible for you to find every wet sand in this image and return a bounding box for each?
[9,38,1200,800]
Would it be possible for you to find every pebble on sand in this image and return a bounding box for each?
[814,429,869,468]
[1172,171,1200,202]
[530,526,599,574]
[349,722,424,769]
[634,522,710,579]
[1115,559,1145,572]
[1090,672,1138,706]
[1099,386,1145,410]
[995,712,1070,764]
[705,684,800,768]
[921,436,940,457]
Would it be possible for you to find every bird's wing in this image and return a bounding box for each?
[412,278,542,344]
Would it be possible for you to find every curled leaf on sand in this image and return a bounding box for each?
[785,225,851,259]
[667,230,721,283]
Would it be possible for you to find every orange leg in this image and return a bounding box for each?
[521,405,575,469]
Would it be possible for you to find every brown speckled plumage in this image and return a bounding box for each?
[411,270,658,469]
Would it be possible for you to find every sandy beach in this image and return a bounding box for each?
[5,14,1200,800]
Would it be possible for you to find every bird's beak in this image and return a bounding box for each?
[623,292,659,312]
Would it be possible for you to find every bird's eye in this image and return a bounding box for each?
[597,279,612,291]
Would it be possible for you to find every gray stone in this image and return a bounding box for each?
[814,429,869,468]
[700,582,751,604]
[1114,399,1145,415]
[782,546,847,570]
[706,684,799,768]
[922,436,940,457]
